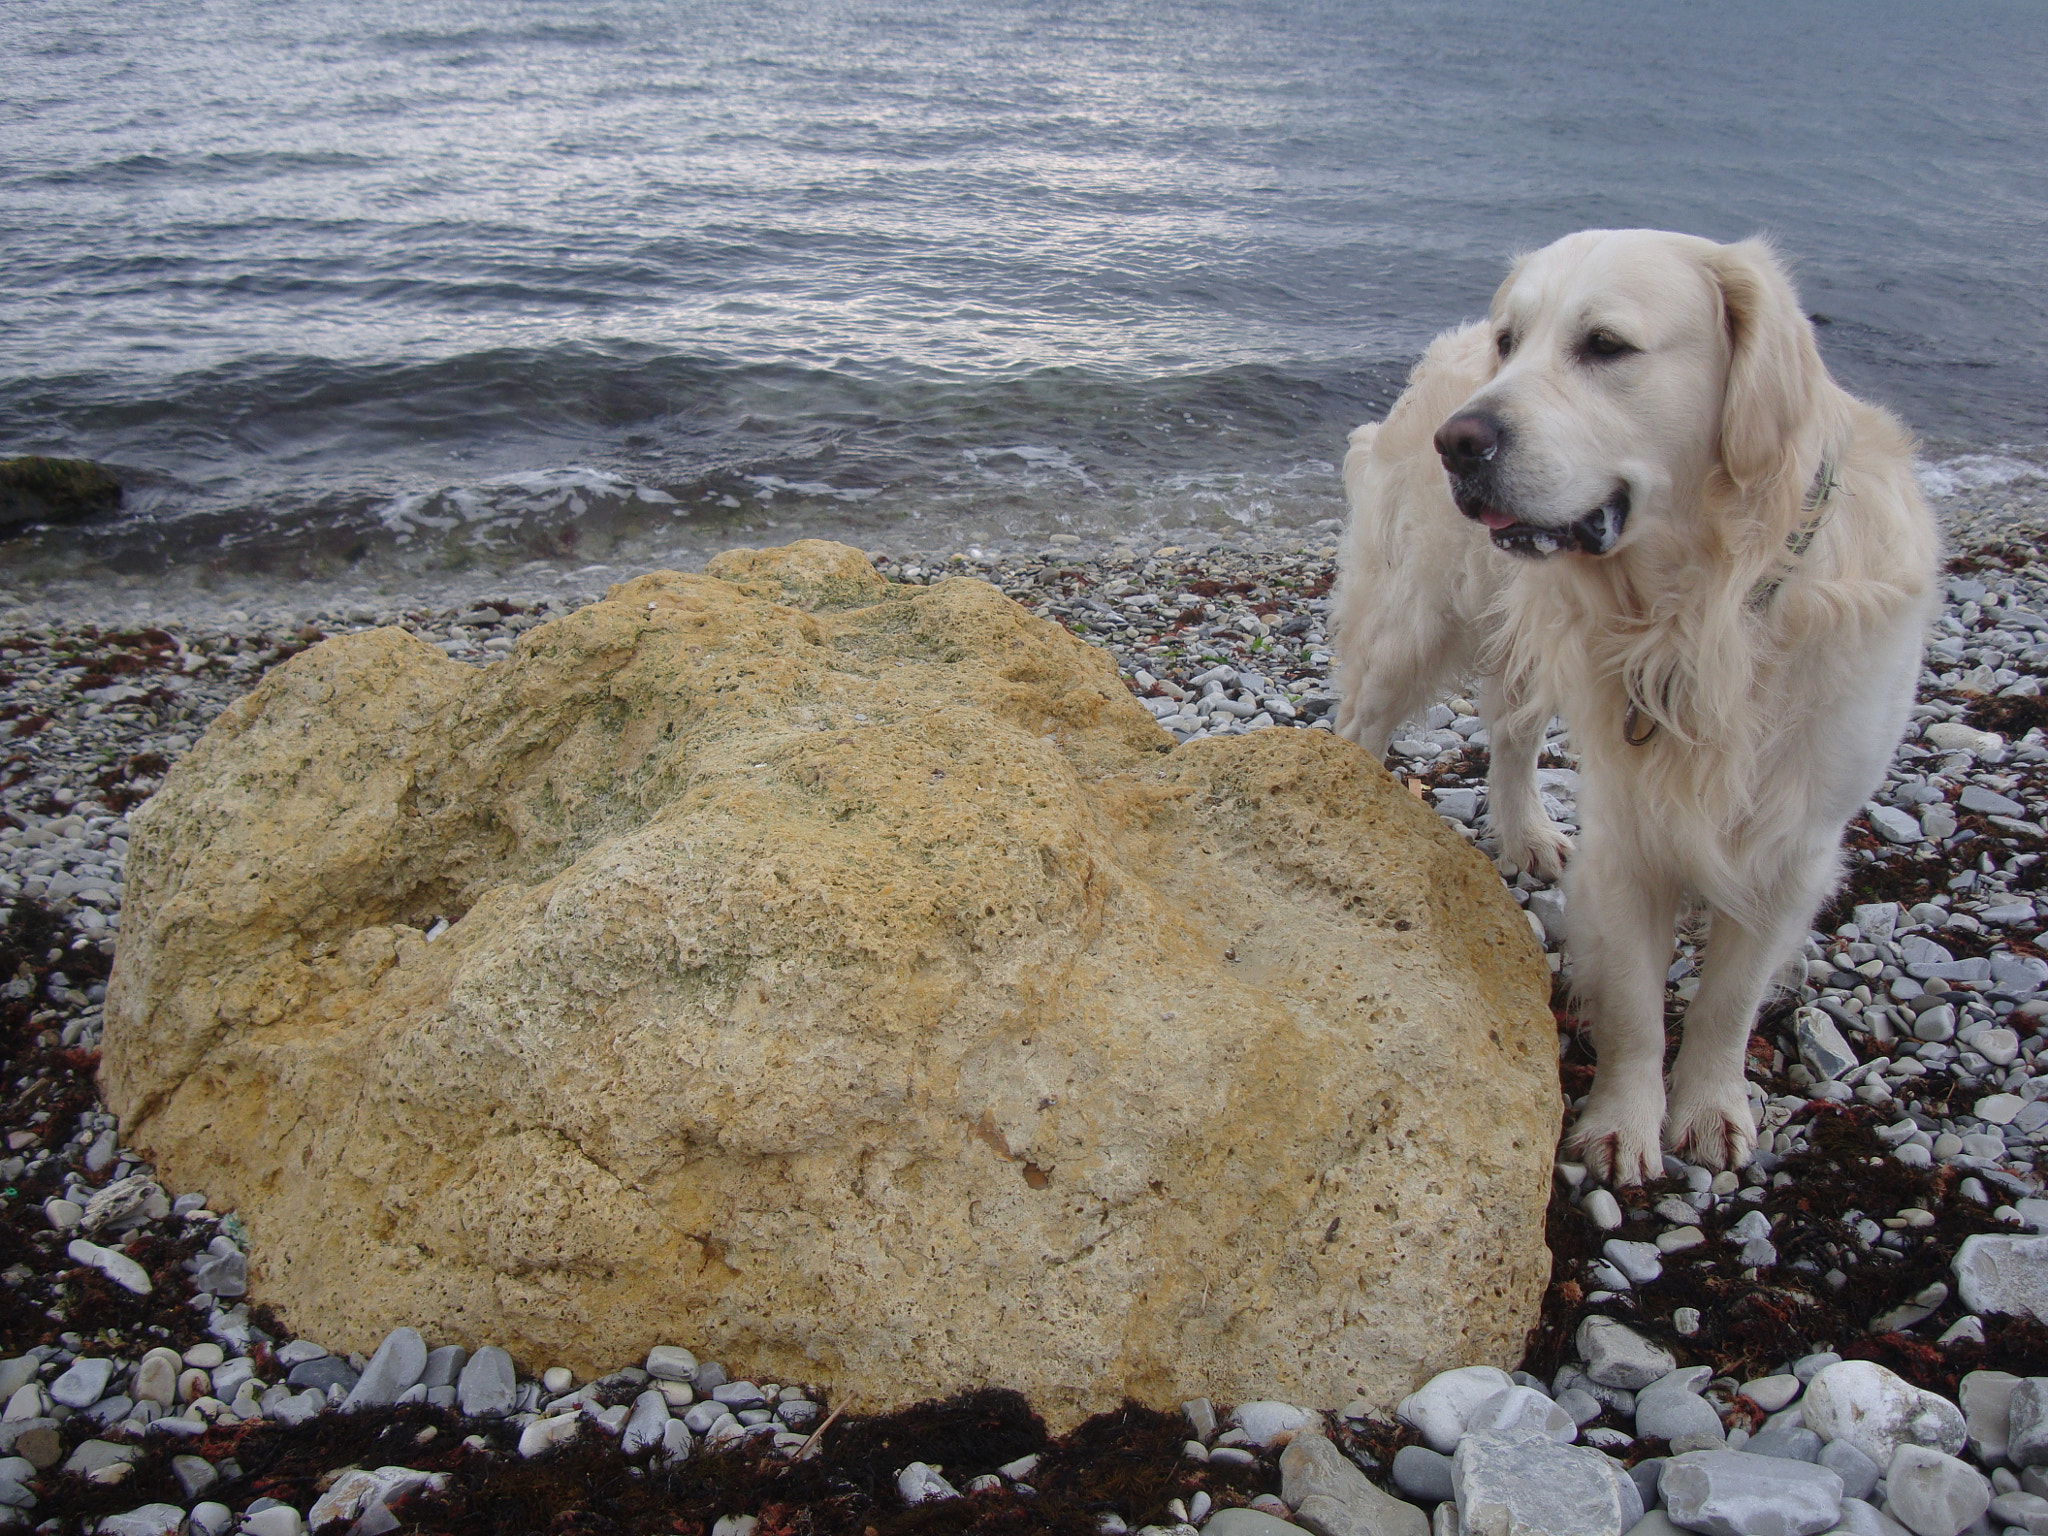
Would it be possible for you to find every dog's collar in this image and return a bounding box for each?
[1745,458,1838,611]
[1622,459,1837,746]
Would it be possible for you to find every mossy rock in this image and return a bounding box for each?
[0,456,123,529]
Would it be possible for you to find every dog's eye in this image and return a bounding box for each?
[1582,330,1637,360]
[1495,331,1514,359]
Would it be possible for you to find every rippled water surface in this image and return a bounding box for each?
[2,0,2043,576]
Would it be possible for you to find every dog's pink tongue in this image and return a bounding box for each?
[1478,509,1517,530]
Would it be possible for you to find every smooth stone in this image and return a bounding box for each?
[50,1356,113,1409]
[1623,1517,1686,1536]
[645,1346,698,1383]
[341,1326,428,1412]
[191,1502,234,1536]
[1989,1490,2048,1528]
[171,1453,218,1499]
[0,1364,31,1403]
[1953,1235,2048,1320]
[2010,1379,2048,1467]
[62,1439,142,1475]
[1200,1512,1308,1536]
[1868,806,1923,845]
[1745,1376,1805,1413]
[1829,1498,1913,1536]
[1960,1371,2019,1464]
[1278,1433,1428,1536]
[420,1345,468,1390]
[1638,1389,1726,1446]
[1391,1444,1455,1503]
[1743,1427,1823,1463]
[1232,1400,1320,1448]
[129,1351,181,1417]
[1396,1366,1514,1453]
[66,1239,151,1294]
[1803,1361,1967,1467]
[242,1508,304,1536]
[95,1506,187,1536]
[1580,1317,1676,1390]
[897,1462,960,1504]
[1822,1438,1883,1501]
[1797,1008,1862,1080]
[1882,1445,1990,1536]
[1466,1385,1578,1444]
[1979,1093,2026,1125]
[1557,1388,1604,1426]
[1452,1432,1642,1535]
[1602,1240,1663,1285]
[623,1391,670,1455]
[43,1198,83,1230]
[273,1389,325,1426]
[457,1345,517,1418]
[542,1366,575,1395]
[682,1400,733,1434]
[1583,1189,1625,1229]
[286,1356,359,1394]
[1660,1449,1844,1536]
[518,1413,582,1458]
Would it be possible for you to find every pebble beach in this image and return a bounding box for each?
[1,483,2047,1535]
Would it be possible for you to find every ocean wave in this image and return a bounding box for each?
[1917,453,2047,500]
[376,469,681,546]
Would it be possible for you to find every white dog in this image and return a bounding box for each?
[1331,230,1940,1185]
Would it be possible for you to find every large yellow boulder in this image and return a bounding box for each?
[102,540,1557,1427]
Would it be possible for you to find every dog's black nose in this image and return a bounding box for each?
[1435,412,1507,475]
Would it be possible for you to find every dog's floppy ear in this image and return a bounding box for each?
[1704,238,1825,493]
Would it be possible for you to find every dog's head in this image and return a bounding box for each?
[1437,229,1824,559]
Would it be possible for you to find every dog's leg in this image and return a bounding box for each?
[1330,604,1467,760]
[1562,833,1677,1186]
[1479,672,1570,881]
[1665,870,1829,1170]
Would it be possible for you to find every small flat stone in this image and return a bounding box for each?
[242,1507,305,1536]
[1741,1426,1822,1463]
[1395,1366,1514,1453]
[2010,1378,2048,1467]
[1232,1400,1320,1448]
[96,1505,187,1536]
[1882,1445,1990,1536]
[1802,1361,1966,1467]
[342,1327,428,1411]
[49,1356,113,1409]
[457,1345,517,1418]
[1742,1376,1803,1413]
[171,1452,218,1499]
[1579,1317,1675,1390]
[287,1356,359,1394]
[1452,1432,1641,1535]
[1390,1444,1454,1503]
[65,1238,150,1294]
[519,1413,583,1458]
[1198,1511,1306,1536]
[645,1346,697,1383]
[623,1390,670,1455]
[62,1439,142,1475]
[1601,1239,1663,1285]
[1953,1234,2048,1319]
[1796,1008,1861,1080]
[1820,1439,1881,1502]
[1959,1371,2019,1464]
[1278,1433,1428,1536]
[1636,1383,1725,1447]
[1465,1385,1578,1443]
[421,1345,468,1389]
[1582,1189,1624,1229]
[1659,1449,1844,1536]
[1978,1092,2027,1125]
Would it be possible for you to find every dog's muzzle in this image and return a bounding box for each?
[1468,488,1631,559]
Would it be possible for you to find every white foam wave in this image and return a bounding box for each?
[743,474,880,504]
[377,468,679,543]
[1916,453,2046,500]
[962,444,1101,490]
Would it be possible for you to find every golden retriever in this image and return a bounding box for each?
[1331,230,1940,1185]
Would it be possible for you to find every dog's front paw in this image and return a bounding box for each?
[1566,1095,1665,1187]
[1498,820,1573,883]
[1664,1082,1758,1171]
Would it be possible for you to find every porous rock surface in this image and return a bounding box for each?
[100,540,1556,1427]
